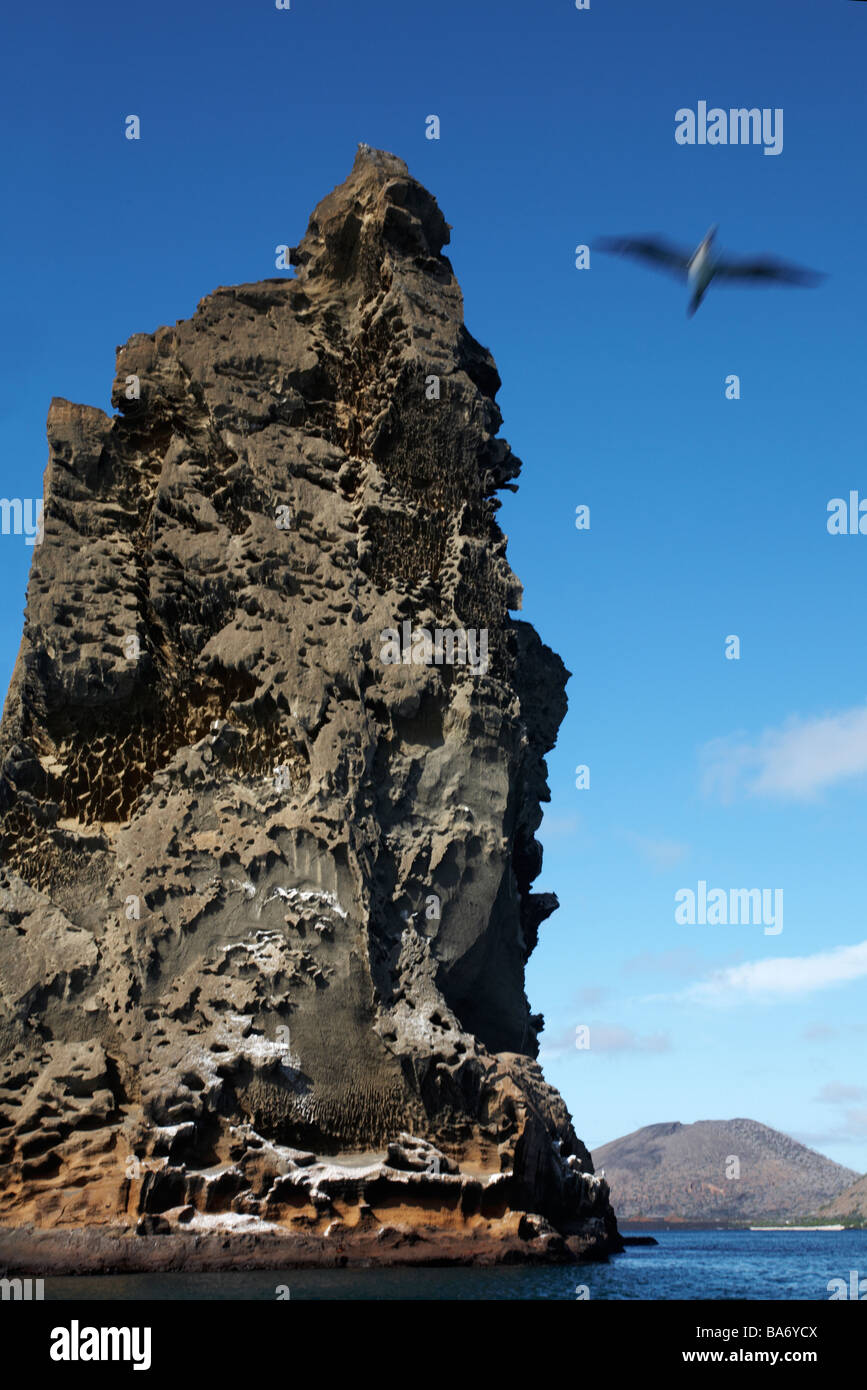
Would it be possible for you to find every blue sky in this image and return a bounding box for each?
[1,0,866,1172]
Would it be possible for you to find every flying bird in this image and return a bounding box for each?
[596,225,825,316]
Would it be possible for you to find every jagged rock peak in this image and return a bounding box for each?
[287,142,452,285]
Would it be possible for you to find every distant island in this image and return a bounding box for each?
[594,1119,862,1227]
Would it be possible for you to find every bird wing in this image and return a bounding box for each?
[714,255,825,286]
[595,236,693,279]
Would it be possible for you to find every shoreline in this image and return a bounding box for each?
[618,1220,864,1231]
[0,1220,623,1276]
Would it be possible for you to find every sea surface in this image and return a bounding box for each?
[42,1228,867,1300]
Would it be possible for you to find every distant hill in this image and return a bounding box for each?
[814,1172,867,1226]
[593,1119,858,1224]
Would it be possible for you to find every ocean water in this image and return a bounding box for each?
[42,1228,867,1300]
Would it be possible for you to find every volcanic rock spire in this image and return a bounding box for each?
[0,146,620,1266]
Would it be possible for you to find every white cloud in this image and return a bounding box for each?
[814,1082,867,1105]
[803,1022,837,1041]
[575,985,608,1005]
[701,704,867,802]
[539,1022,671,1060]
[670,940,867,1006]
[794,1110,867,1147]
[589,1025,671,1054]
[540,813,583,837]
[624,832,689,871]
[622,946,740,979]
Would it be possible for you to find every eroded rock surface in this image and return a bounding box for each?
[0,146,619,1267]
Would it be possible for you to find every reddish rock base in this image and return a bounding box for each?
[0,1211,619,1275]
